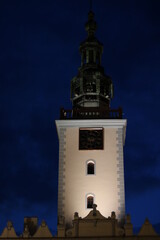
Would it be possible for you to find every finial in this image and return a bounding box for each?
[74,212,79,219]
[93,204,97,216]
[111,211,116,219]
[41,220,46,227]
[85,6,96,38]
[7,221,13,230]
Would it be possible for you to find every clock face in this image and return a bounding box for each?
[79,128,103,150]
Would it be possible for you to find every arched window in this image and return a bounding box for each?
[87,195,94,209]
[86,160,95,175]
[87,162,94,174]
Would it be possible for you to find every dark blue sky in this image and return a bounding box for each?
[0,0,160,235]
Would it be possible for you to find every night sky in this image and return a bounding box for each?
[0,0,160,235]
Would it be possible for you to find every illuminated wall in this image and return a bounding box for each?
[56,119,127,227]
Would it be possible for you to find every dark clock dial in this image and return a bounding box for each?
[79,128,103,150]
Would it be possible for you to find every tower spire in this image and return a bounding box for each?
[70,11,114,111]
[85,10,97,39]
[60,8,122,120]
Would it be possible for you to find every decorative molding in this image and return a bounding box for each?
[116,128,125,222]
[56,119,127,145]
[58,128,66,218]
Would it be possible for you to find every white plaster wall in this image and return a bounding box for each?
[56,120,126,226]
[64,128,120,224]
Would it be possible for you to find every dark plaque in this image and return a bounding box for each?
[79,128,103,150]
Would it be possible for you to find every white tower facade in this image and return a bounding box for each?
[56,120,126,227]
[56,11,127,228]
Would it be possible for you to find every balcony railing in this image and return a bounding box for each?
[60,107,122,119]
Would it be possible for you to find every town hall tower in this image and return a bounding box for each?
[56,10,127,229]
